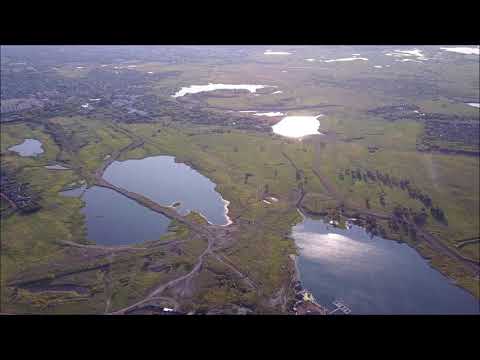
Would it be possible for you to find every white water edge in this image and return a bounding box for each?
[254,112,285,117]
[440,47,479,55]
[172,83,271,98]
[272,115,323,138]
[264,50,292,55]
[325,57,368,62]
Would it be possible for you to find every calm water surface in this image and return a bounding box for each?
[173,83,269,98]
[293,215,480,314]
[45,164,69,170]
[103,155,230,225]
[272,115,323,138]
[8,139,44,157]
[62,186,171,245]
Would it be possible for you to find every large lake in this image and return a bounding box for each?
[62,186,171,246]
[172,83,270,98]
[293,215,480,314]
[103,155,230,225]
[8,139,44,157]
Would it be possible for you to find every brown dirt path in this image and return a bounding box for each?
[0,192,17,209]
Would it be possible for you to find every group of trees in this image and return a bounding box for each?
[337,167,449,240]
[244,173,253,184]
[352,215,387,239]
[419,119,480,156]
[430,206,447,224]
[390,205,447,241]
[338,167,447,225]
[389,208,419,241]
[0,168,42,216]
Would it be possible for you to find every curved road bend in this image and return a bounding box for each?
[110,231,214,315]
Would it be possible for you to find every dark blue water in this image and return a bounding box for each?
[102,155,230,225]
[8,138,44,157]
[293,216,480,314]
[62,186,171,246]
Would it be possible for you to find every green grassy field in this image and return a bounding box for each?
[0,118,305,312]
[1,47,479,312]
[2,110,479,311]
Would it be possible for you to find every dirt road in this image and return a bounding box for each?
[310,139,479,275]
[0,192,17,209]
[93,138,258,314]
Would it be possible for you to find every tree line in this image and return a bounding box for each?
[338,167,447,225]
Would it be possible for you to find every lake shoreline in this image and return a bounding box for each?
[290,210,480,314]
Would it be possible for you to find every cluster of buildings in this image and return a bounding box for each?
[0,172,40,215]
[0,98,44,114]
[291,281,328,315]
[291,280,353,315]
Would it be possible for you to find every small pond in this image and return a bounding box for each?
[272,115,323,138]
[8,139,44,157]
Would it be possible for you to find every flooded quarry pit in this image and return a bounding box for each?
[292,215,480,314]
[102,155,231,226]
[62,185,171,246]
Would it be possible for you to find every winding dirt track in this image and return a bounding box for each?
[92,138,257,314]
[413,225,479,274]
[211,253,257,290]
[0,192,17,209]
[57,240,148,252]
[456,238,480,249]
[94,141,216,314]
[111,234,214,315]
[96,132,478,314]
